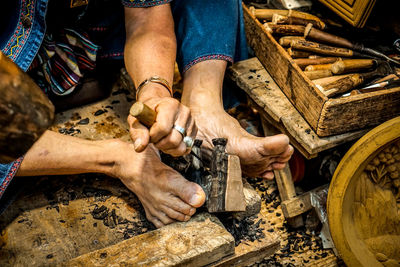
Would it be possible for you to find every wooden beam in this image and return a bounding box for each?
[66,213,235,267]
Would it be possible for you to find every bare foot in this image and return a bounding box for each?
[192,108,293,179]
[112,142,205,228]
[181,60,293,179]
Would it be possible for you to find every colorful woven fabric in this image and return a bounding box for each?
[29,28,99,95]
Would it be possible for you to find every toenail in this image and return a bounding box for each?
[184,215,191,221]
[189,193,203,206]
[134,138,142,150]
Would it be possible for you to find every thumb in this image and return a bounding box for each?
[128,115,150,152]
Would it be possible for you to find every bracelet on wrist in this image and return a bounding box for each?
[135,76,173,100]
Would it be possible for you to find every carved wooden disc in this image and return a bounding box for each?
[327,116,400,267]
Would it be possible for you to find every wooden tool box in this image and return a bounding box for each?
[243,4,400,137]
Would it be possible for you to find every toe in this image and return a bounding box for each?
[144,207,165,228]
[168,177,206,208]
[162,205,191,222]
[164,195,196,215]
[261,134,290,156]
[271,162,287,170]
[261,171,275,180]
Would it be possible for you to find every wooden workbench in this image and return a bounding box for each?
[0,71,279,266]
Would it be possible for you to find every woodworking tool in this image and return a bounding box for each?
[129,101,247,213]
[317,61,393,97]
[249,7,325,29]
[330,59,376,74]
[129,101,203,161]
[303,24,400,66]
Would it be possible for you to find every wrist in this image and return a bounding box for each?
[136,76,173,102]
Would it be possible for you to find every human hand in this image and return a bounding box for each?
[128,97,197,157]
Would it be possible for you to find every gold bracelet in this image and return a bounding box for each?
[135,76,173,100]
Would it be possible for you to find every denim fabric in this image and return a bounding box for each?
[172,0,248,73]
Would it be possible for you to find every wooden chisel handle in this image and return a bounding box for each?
[287,48,312,58]
[290,40,354,57]
[304,23,353,49]
[312,74,350,86]
[279,36,305,47]
[303,69,333,80]
[318,74,364,97]
[264,23,305,36]
[249,7,326,29]
[129,101,156,128]
[294,57,340,69]
[272,14,325,30]
[305,63,333,71]
[330,59,375,74]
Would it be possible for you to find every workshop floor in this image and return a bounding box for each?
[1,69,340,266]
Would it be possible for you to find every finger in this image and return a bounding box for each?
[261,171,275,180]
[127,115,150,152]
[163,142,187,157]
[185,116,197,140]
[161,205,191,222]
[154,105,190,153]
[150,101,179,143]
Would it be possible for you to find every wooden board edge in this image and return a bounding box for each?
[316,87,400,136]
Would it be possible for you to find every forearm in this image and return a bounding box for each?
[124,4,176,101]
[16,131,120,177]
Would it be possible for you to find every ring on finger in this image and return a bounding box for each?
[183,136,194,149]
[173,124,186,137]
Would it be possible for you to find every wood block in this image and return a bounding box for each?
[212,212,280,266]
[65,213,235,267]
[208,140,246,213]
[233,180,261,221]
[281,184,329,219]
[225,155,246,212]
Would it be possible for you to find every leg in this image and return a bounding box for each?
[182,60,293,179]
[173,0,293,178]
[14,131,205,227]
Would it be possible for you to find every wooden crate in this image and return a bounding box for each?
[243,4,400,137]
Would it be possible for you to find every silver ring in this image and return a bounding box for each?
[183,136,194,148]
[173,124,186,137]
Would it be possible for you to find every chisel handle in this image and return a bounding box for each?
[129,102,156,128]
[330,59,375,74]
[319,74,364,97]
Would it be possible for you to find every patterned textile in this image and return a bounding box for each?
[29,29,99,95]
[0,157,23,200]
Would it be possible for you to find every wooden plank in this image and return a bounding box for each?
[66,213,235,267]
[318,87,400,136]
[281,184,329,219]
[274,165,304,228]
[243,4,327,132]
[229,57,368,159]
[0,175,147,266]
[213,212,280,266]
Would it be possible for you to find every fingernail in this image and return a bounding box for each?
[134,138,142,150]
[189,193,203,206]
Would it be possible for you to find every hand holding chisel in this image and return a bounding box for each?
[129,101,197,157]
